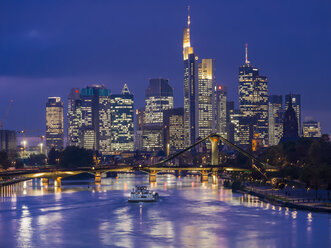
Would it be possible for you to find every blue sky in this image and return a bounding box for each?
[0,0,330,135]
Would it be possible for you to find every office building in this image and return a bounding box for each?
[226,101,235,143]
[215,85,227,139]
[134,108,145,150]
[110,84,134,152]
[238,44,268,147]
[46,97,64,153]
[0,130,16,160]
[198,59,216,139]
[303,120,321,138]
[285,94,301,135]
[142,124,163,152]
[183,8,199,146]
[67,88,82,146]
[268,95,284,146]
[145,78,173,125]
[163,108,185,153]
[81,85,112,155]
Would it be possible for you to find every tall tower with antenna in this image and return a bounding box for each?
[183,6,199,146]
[238,44,269,148]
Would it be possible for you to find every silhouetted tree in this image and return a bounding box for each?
[26,154,47,166]
[59,146,94,168]
[47,147,61,165]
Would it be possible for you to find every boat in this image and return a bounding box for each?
[128,186,159,202]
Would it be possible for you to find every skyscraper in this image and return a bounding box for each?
[0,130,16,160]
[134,108,145,150]
[226,101,235,143]
[198,59,216,139]
[285,94,301,135]
[183,7,199,146]
[67,88,82,146]
[303,119,321,138]
[163,108,185,153]
[215,85,227,139]
[144,78,173,125]
[268,95,284,146]
[81,85,111,154]
[238,44,268,147]
[110,84,134,152]
[46,97,64,153]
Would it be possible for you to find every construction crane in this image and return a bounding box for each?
[0,100,14,129]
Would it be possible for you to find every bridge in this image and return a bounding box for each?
[0,134,277,187]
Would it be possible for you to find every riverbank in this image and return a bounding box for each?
[241,186,331,214]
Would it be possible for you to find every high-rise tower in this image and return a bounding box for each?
[110,84,134,152]
[183,6,199,145]
[238,44,268,148]
[268,95,284,146]
[198,59,215,139]
[80,85,111,154]
[46,97,64,153]
[144,78,173,125]
[67,88,82,146]
[215,85,227,139]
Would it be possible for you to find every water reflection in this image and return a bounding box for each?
[0,174,330,248]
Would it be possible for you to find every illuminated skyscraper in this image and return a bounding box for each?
[67,88,82,146]
[238,44,268,147]
[198,59,216,139]
[183,7,199,146]
[134,108,145,150]
[46,97,64,153]
[285,94,301,135]
[81,85,111,155]
[145,78,173,125]
[303,119,321,138]
[268,95,284,146]
[163,108,185,153]
[215,85,227,139]
[110,84,134,152]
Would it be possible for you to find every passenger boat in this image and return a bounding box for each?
[128,186,159,202]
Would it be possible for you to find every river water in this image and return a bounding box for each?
[0,174,330,248]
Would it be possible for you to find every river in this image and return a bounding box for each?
[0,174,330,248]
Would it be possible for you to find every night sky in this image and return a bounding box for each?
[1,0,330,137]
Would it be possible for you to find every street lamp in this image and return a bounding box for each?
[39,143,43,154]
[22,140,27,158]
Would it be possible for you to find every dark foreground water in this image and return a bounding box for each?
[0,174,330,248]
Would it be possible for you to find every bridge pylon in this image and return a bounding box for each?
[95,172,101,183]
[54,177,62,187]
[149,171,157,183]
[41,178,49,186]
[200,170,209,183]
[209,134,220,166]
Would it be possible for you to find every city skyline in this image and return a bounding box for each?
[0,1,330,135]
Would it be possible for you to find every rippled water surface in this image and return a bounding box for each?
[0,174,330,248]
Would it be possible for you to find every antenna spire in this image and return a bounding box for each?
[187,5,190,27]
[245,43,249,64]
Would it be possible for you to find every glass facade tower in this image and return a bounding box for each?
[46,97,64,153]
[110,84,134,152]
[198,59,215,139]
[81,85,111,155]
[238,44,268,147]
[268,95,283,146]
[183,8,199,146]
